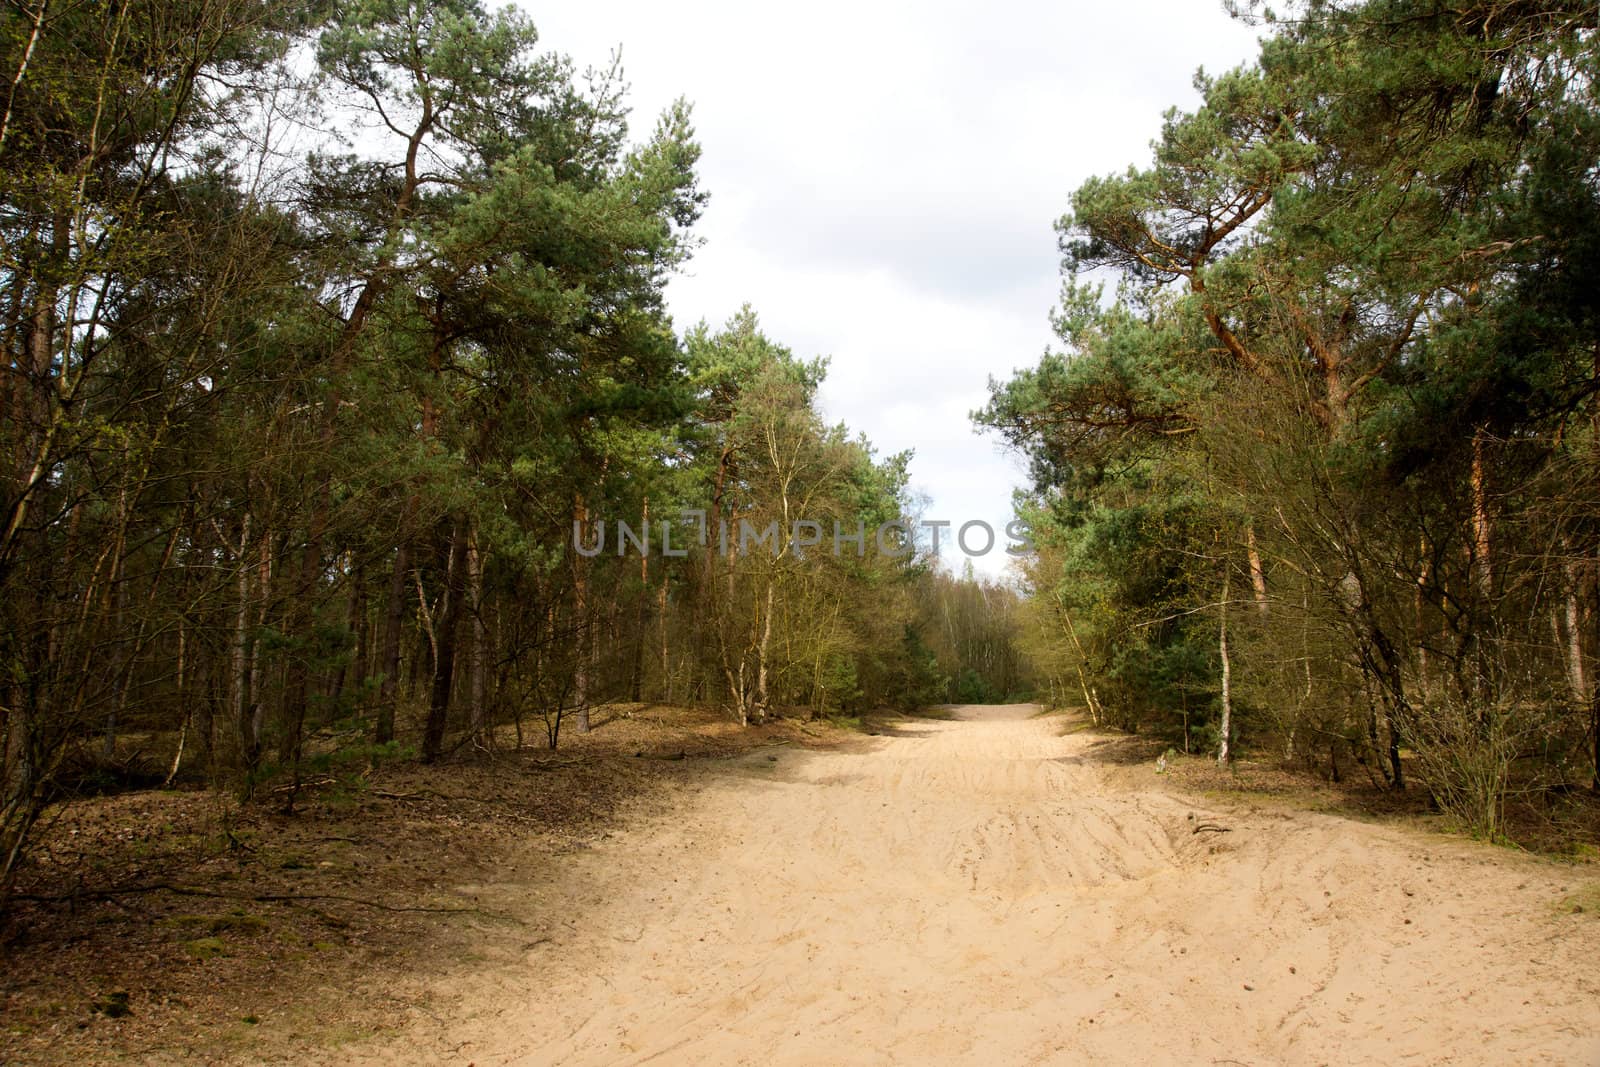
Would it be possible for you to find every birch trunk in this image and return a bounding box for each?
[1562,558,1586,706]
[754,579,775,723]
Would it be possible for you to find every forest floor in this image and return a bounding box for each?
[4,704,1600,1064]
[0,705,857,1063]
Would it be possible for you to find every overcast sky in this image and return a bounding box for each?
[522,1,1264,576]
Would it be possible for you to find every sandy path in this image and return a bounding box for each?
[348,706,1600,1066]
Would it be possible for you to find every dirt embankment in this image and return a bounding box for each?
[6,705,1600,1065]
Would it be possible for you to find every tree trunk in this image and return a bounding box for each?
[165,621,188,786]
[630,501,649,703]
[467,524,487,738]
[753,579,775,723]
[1562,557,1586,706]
[196,655,216,784]
[232,520,261,773]
[658,573,671,703]
[1593,681,1600,793]
[1,213,64,579]
[1056,592,1103,724]
[1218,567,1232,765]
[1470,427,1493,600]
[1375,639,1407,791]
[1246,522,1268,615]
[571,496,592,734]
[101,492,127,760]
[1591,340,1600,792]
[1345,554,1407,790]
[1591,571,1600,791]
[423,521,469,762]
[279,517,325,774]
[1415,542,1431,702]
[333,556,366,714]
[413,565,438,690]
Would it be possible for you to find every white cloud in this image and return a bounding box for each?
[522,0,1264,574]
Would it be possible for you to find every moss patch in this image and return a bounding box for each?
[181,937,228,959]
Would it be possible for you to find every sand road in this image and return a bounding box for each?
[350,705,1600,1066]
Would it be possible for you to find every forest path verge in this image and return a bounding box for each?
[341,705,1600,1066]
